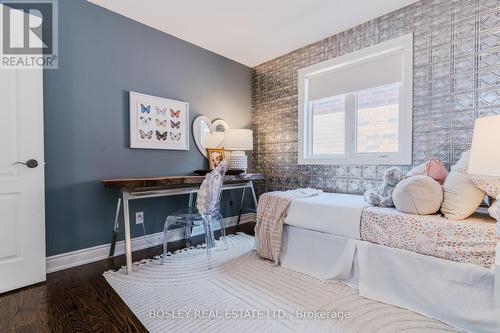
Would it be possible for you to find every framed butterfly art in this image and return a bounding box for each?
[129,91,189,150]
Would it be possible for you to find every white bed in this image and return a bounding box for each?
[278,192,499,333]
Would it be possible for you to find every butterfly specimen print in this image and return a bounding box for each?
[139,129,153,140]
[140,116,151,125]
[140,104,151,114]
[170,132,181,141]
[170,120,180,129]
[156,130,168,141]
[156,119,167,127]
[155,106,168,116]
[130,92,189,150]
[170,109,181,118]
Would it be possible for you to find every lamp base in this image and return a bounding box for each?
[228,151,247,172]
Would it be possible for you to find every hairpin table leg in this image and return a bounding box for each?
[122,190,133,274]
[237,187,246,225]
[250,180,258,208]
[188,192,194,208]
[109,198,122,257]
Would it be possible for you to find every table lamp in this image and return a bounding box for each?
[468,114,500,305]
[224,129,253,172]
[204,131,225,149]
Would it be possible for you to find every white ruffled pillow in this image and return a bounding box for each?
[489,201,498,220]
[470,175,500,220]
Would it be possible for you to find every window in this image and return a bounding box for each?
[298,34,413,165]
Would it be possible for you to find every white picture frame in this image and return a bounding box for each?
[129,91,189,150]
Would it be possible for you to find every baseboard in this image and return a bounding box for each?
[46,213,256,274]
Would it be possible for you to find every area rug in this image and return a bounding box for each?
[104,233,461,333]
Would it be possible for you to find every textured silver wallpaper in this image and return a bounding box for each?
[252,0,500,196]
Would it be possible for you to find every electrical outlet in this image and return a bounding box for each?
[135,211,144,224]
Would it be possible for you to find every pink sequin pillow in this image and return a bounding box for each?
[406,158,448,184]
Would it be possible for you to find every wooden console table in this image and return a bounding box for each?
[102,173,264,274]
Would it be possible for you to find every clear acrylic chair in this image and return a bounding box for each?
[162,160,229,269]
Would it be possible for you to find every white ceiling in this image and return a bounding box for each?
[88,0,418,67]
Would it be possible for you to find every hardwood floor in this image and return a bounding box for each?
[0,224,255,333]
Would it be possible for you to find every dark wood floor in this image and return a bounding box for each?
[0,224,255,333]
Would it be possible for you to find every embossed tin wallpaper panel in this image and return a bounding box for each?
[252,0,500,196]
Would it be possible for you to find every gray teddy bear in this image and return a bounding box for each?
[364,167,405,207]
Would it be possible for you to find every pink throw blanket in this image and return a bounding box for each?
[255,188,322,264]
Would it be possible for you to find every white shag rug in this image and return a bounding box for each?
[104,233,461,333]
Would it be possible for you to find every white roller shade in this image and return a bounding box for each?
[307,50,403,101]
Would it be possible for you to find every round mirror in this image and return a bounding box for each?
[212,119,230,133]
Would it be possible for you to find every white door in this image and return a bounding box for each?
[0,8,45,293]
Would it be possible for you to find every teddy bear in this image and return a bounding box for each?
[364,167,405,207]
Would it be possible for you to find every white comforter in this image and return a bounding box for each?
[284,192,369,239]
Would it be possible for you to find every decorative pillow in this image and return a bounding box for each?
[440,151,485,220]
[488,200,498,220]
[393,175,443,215]
[405,164,426,177]
[406,158,448,184]
[470,176,500,220]
[470,175,500,198]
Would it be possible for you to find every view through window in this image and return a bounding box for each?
[311,95,345,155]
[356,83,400,154]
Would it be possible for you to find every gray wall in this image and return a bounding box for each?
[252,0,500,195]
[44,0,252,256]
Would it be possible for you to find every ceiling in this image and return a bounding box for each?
[88,0,418,67]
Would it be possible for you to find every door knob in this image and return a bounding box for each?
[12,159,39,168]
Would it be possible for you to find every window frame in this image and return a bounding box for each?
[298,33,413,165]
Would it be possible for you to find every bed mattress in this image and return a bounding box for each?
[284,192,369,239]
[360,207,497,268]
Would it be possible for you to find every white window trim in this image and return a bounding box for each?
[298,33,413,165]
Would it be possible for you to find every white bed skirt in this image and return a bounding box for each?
[281,225,359,286]
[280,225,500,333]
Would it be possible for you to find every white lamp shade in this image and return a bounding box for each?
[224,129,253,151]
[469,115,500,177]
[204,132,225,149]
